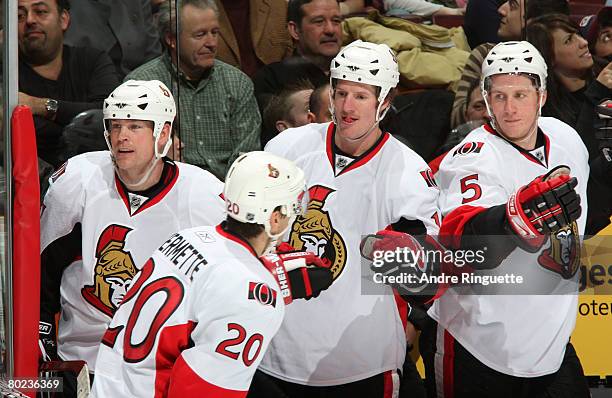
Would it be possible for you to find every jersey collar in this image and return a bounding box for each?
[325,122,390,177]
[483,123,550,167]
[215,223,258,258]
[115,159,179,217]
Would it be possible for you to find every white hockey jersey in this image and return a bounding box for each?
[429,118,589,377]
[40,151,225,371]
[91,225,285,397]
[260,122,441,386]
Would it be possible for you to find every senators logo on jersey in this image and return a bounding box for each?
[289,185,347,280]
[419,168,438,188]
[248,282,278,307]
[453,142,484,157]
[82,224,138,317]
[538,222,581,279]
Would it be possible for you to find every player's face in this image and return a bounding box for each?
[108,119,157,174]
[497,0,524,40]
[551,28,593,77]
[333,80,382,145]
[172,5,218,79]
[18,0,68,64]
[290,0,342,59]
[594,27,612,58]
[487,74,545,148]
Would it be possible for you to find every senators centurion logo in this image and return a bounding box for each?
[289,185,347,280]
[538,222,581,279]
[82,224,138,317]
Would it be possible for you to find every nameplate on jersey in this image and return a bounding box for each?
[334,154,354,174]
[128,193,148,215]
[452,142,484,157]
[158,233,208,282]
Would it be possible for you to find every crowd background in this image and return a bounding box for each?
[5,0,612,393]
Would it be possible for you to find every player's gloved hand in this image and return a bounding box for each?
[39,318,59,362]
[505,165,581,252]
[360,230,433,295]
[596,100,612,169]
[275,242,297,254]
[260,251,333,305]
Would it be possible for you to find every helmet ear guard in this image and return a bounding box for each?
[103,80,177,159]
[329,40,400,123]
[223,151,307,239]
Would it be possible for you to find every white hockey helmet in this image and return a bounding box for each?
[481,41,548,93]
[223,151,308,237]
[330,40,400,121]
[103,80,176,159]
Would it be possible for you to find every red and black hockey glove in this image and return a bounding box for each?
[275,242,297,254]
[596,100,612,170]
[260,251,333,305]
[506,165,581,252]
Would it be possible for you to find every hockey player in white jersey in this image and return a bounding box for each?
[91,151,333,397]
[39,80,226,383]
[251,40,442,397]
[429,41,590,397]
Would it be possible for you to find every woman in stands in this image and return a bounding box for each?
[527,13,612,235]
[527,13,611,160]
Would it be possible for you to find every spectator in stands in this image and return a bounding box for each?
[450,0,569,129]
[527,13,612,234]
[309,83,332,123]
[253,0,342,112]
[17,0,120,167]
[463,0,505,48]
[527,13,611,160]
[579,6,612,61]
[435,80,490,160]
[464,80,489,123]
[216,0,293,77]
[127,0,261,180]
[262,80,314,145]
[64,0,161,80]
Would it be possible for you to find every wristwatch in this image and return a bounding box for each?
[45,99,59,116]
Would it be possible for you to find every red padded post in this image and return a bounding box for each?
[11,105,40,396]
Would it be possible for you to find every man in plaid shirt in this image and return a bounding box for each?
[127,0,261,180]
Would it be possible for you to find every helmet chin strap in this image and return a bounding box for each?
[112,154,162,191]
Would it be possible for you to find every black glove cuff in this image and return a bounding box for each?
[288,268,333,300]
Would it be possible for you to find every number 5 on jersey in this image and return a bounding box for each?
[460,174,482,204]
